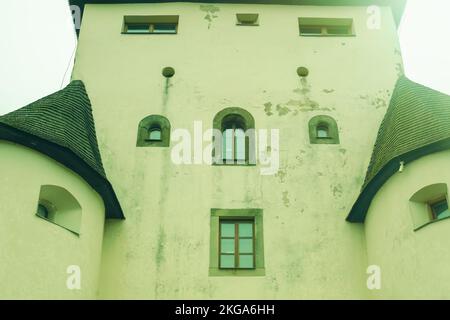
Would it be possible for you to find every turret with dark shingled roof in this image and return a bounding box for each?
[347,76,450,223]
[0,80,124,219]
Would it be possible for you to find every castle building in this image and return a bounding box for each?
[2,0,450,299]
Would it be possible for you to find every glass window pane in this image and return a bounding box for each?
[300,26,322,35]
[149,129,162,141]
[220,223,235,237]
[238,223,253,237]
[438,210,450,219]
[223,129,234,160]
[432,200,449,219]
[37,204,49,219]
[317,126,329,138]
[220,255,235,268]
[238,255,254,269]
[239,239,253,254]
[235,128,246,161]
[326,26,349,35]
[221,239,235,254]
[153,24,177,33]
[127,24,150,33]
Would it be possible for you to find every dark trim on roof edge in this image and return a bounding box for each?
[0,123,125,220]
[346,138,450,223]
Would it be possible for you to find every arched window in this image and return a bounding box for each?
[36,185,82,235]
[308,115,339,144]
[137,115,171,147]
[213,107,255,165]
[409,183,450,230]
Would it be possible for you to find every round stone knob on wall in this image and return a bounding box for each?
[297,67,309,77]
[162,67,175,78]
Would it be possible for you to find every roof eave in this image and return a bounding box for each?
[0,123,125,220]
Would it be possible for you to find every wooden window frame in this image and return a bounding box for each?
[209,209,264,276]
[219,219,256,270]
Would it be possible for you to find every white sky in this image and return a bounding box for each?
[0,0,449,115]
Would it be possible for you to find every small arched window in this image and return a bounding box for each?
[409,183,450,230]
[309,115,339,144]
[213,108,255,165]
[137,115,171,147]
[35,185,82,235]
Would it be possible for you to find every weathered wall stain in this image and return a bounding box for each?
[276,104,291,116]
[282,191,290,207]
[155,226,166,269]
[263,78,334,117]
[200,5,220,29]
[264,102,273,116]
[394,48,404,77]
[359,90,391,109]
[331,184,343,198]
[163,78,173,106]
[276,168,287,183]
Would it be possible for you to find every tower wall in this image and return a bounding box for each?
[72,2,402,299]
[0,141,105,299]
[365,150,450,299]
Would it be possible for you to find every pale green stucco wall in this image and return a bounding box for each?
[72,2,402,299]
[365,150,450,299]
[0,141,105,299]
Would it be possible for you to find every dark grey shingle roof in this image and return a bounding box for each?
[347,76,450,222]
[0,81,124,219]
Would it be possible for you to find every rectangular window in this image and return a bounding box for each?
[299,18,354,36]
[209,209,264,276]
[236,13,259,26]
[123,15,179,34]
[219,220,255,269]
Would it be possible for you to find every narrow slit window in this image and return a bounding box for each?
[123,15,179,34]
[219,220,255,269]
[236,13,259,26]
[299,18,353,36]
